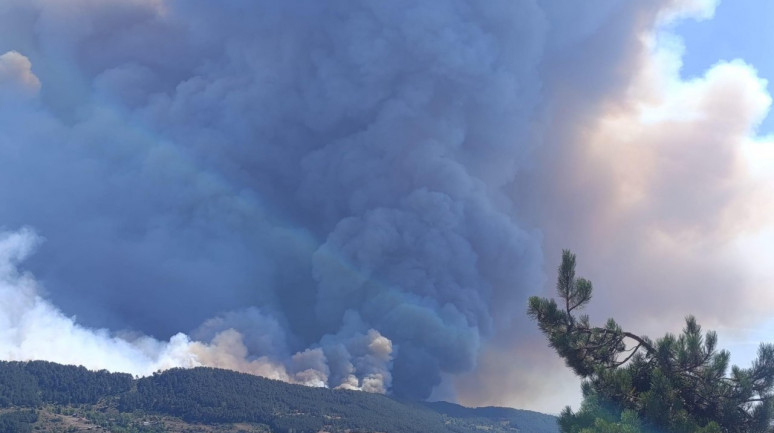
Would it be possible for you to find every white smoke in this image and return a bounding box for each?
[0,227,393,390]
[0,227,191,374]
[0,51,40,98]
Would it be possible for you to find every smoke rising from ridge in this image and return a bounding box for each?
[0,228,394,391]
[1,0,773,411]
[0,0,549,400]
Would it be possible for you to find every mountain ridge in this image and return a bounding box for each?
[0,360,558,433]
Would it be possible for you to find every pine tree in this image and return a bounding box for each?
[529,250,774,433]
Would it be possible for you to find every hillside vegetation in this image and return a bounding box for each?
[0,361,557,433]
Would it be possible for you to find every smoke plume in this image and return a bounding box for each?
[0,0,773,412]
[0,0,547,400]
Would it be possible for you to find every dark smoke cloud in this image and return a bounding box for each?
[0,0,551,400]
[1,0,770,411]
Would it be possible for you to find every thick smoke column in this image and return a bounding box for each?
[1,0,770,410]
[0,0,548,399]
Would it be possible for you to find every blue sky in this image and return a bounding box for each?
[676,0,774,134]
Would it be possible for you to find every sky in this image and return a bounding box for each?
[675,0,774,134]
[669,0,774,355]
[0,0,772,415]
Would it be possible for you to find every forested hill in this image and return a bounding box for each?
[0,360,558,433]
[425,401,560,433]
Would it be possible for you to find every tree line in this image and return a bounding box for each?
[0,360,556,433]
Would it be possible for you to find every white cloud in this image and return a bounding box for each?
[0,51,40,98]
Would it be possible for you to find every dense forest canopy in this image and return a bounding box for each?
[0,360,557,433]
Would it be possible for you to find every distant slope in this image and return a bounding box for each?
[121,367,452,433]
[425,401,559,433]
[0,361,558,433]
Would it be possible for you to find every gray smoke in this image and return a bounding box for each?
[0,0,550,400]
[1,0,767,410]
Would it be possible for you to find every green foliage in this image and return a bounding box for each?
[0,360,132,408]
[0,409,38,433]
[118,367,558,433]
[81,408,165,433]
[529,250,774,433]
[120,367,479,433]
[0,360,559,433]
[0,363,42,407]
[24,361,133,405]
[426,401,559,433]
